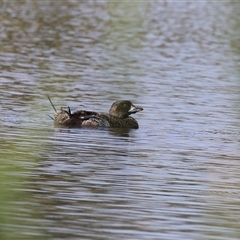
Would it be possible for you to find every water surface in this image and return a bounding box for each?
[1,1,240,240]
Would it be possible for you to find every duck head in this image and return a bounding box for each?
[109,100,143,119]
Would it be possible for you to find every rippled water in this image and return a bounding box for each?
[1,1,240,239]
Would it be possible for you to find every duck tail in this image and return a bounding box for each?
[63,106,72,116]
[47,95,57,113]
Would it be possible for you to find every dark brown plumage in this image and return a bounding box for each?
[52,100,143,129]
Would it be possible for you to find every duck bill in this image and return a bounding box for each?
[128,105,143,114]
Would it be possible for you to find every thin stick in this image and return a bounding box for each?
[47,114,54,120]
[47,95,57,113]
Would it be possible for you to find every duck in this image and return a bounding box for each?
[48,97,143,129]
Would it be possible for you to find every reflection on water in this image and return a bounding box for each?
[1,1,240,240]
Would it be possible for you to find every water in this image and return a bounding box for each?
[1,1,240,239]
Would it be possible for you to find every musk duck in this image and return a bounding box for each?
[48,97,143,129]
